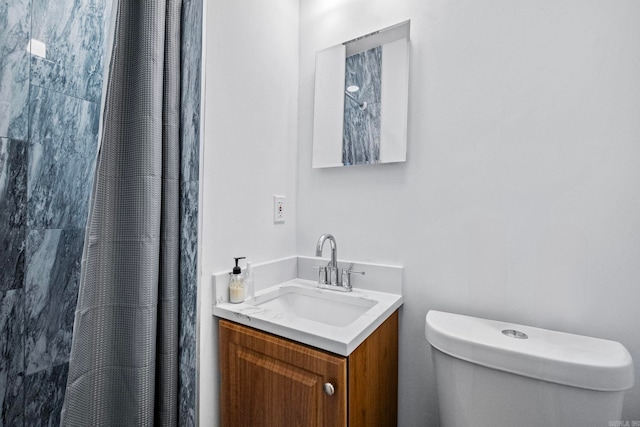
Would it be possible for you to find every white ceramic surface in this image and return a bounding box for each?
[426,310,634,391]
[214,278,403,356]
[247,282,378,327]
[426,310,635,427]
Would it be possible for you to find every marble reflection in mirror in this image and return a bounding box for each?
[313,21,410,168]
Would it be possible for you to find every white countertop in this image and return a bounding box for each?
[213,278,403,356]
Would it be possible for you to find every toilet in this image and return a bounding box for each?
[425,310,634,427]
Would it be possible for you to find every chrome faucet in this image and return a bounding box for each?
[315,234,365,292]
[316,233,340,285]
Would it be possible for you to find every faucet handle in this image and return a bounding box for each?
[314,265,328,285]
[341,265,365,289]
[346,263,365,276]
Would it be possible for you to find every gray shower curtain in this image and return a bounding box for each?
[60,0,182,425]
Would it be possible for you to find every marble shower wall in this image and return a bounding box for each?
[0,0,31,141]
[0,0,111,424]
[179,0,202,425]
[343,46,382,166]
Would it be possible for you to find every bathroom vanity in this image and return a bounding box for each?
[219,310,398,427]
[212,255,403,427]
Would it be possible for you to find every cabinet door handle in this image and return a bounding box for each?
[323,382,335,396]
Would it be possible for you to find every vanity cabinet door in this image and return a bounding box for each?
[219,320,348,427]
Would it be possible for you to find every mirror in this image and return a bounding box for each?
[312,21,410,168]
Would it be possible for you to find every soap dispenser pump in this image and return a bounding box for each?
[229,257,246,303]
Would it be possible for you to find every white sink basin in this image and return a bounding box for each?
[247,284,378,327]
[213,278,403,355]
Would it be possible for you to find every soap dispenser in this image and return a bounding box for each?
[229,257,245,303]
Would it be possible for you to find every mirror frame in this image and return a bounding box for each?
[312,21,410,168]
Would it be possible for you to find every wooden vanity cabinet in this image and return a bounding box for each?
[219,310,398,427]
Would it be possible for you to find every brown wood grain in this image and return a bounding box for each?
[348,311,399,427]
[219,310,399,426]
[219,319,348,427]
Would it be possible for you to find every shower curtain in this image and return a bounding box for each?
[61,0,182,425]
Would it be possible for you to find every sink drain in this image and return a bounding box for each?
[502,329,528,339]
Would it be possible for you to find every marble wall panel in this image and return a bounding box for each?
[24,229,83,375]
[27,87,99,230]
[0,289,24,427]
[30,0,111,103]
[27,142,97,230]
[28,86,100,159]
[24,362,68,426]
[179,181,198,370]
[0,0,31,140]
[179,0,202,422]
[180,0,203,184]
[0,138,27,292]
[179,363,196,427]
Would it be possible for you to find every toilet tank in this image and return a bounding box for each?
[425,310,635,427]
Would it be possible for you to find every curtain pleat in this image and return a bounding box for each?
[61,0,181,425]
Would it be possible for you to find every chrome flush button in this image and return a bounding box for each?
[502,329,528,339]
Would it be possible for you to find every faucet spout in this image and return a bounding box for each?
[315,233,356,291]
[315,233,338,269]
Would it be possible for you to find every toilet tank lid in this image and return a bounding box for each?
[425,310,634,392]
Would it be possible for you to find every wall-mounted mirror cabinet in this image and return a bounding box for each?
[312,21,410,168]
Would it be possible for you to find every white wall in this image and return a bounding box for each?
[199,0,299,425]
[298,0,640,425]
[201,0,640,425]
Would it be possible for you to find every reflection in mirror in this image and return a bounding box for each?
[343,46,380,165]
[313,21,410,168]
